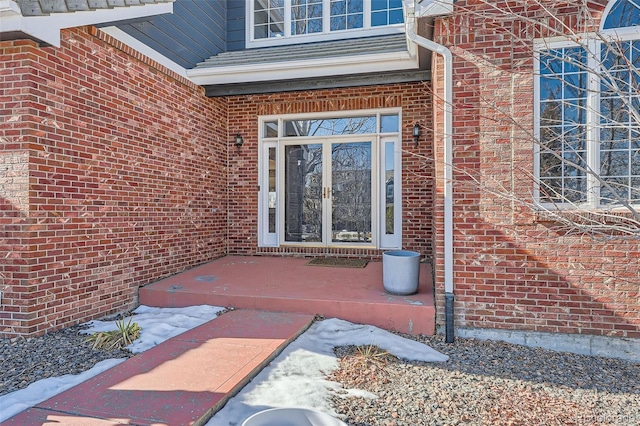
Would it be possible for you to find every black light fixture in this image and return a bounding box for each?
[412,123,421,146]
[234,133,244,149]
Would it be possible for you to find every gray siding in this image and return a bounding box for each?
[226,0,246,52]
[116,0,227,68]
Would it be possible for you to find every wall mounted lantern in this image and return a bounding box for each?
[412,123,421,147]
[234,133,244,149]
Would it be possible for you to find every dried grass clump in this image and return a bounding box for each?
[86,317,141,350]
[330,344,398,387]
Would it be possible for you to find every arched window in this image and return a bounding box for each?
[535,0,640,208]
[603,0,640,29]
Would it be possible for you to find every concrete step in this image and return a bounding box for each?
[4,310,315,426]
[139,255,436,335]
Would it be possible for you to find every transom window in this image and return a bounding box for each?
[535,0,640,208]
[250,0,405,46]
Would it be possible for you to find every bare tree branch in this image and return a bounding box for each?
[419,0,640,238]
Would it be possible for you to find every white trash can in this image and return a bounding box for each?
[241,408,347,426]
[382,250,420,295]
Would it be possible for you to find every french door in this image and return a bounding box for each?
[281,138,375,246]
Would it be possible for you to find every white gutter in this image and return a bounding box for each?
[404,1,455,341]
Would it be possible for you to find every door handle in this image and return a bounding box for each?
[322,187,331,199]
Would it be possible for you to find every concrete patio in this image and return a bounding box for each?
[139,255,436,336]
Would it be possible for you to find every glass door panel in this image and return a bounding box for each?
[384,141,395,235]
[331,142,372,244]
[284,144,323,243]
[268,147,277,233]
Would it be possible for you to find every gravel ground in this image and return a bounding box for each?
[0,323,133,397]
[331,334,640,426]
[1,322,639,425]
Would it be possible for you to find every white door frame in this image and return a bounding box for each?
[257,110,402,249]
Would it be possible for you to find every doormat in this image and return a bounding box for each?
[307,258,369,268]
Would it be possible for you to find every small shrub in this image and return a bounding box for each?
[87,317,141,350]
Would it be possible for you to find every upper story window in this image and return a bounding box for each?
[254,0,285,39]
[292,0,323,35]
[330,0,364,30]
[603,0,640,28]
[250,0,405,47]
[371,0,404,26]
[535,0,640,209]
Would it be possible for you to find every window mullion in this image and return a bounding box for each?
[364,0,371,28]
[284,0,292,38]
[323,0,330,33]
[249,1,254,41]
[586,39,601,208]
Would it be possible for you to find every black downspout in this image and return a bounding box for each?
[445,292,454,343]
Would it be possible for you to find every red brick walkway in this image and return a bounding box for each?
[4,310,314,426]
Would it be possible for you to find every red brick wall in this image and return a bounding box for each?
[226,85,434,259]
[0,27,228,337]
[431,0,640,338]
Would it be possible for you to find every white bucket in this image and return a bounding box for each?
[241,408,347,426]
[382,250,420,295]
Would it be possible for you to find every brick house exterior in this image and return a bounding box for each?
[1,0,639,349]
[0,24,434,336]
[430,0,640,341]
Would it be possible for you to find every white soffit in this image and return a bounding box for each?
[0,0,173,47]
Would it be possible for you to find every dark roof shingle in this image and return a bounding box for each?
[195,33,409,69]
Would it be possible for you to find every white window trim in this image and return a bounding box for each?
[246,0,406,48]
[257,109,403,249]
[533,28,640,210]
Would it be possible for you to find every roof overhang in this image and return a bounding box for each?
[0,0,173,47]
[203,69,430,97]
[187,49,420,87]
